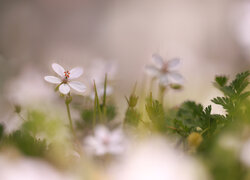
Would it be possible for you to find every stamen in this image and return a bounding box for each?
[64,71,70,78]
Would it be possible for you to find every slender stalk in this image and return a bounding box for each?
[103,74,108,122]
[93,80,103,123]
[158,84,166,104]
[93,91,97,128]
[65,96,76,138]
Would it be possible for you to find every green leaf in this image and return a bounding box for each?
[215,75,228,87]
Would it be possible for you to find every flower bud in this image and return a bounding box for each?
[188,132,203,149]
[126,94,139,108]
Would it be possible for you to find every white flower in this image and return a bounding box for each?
[145,53,183,86]
[84,125,125,156]
[109,137,209,180]
[90,85,113,100]
[44,63,86,95]
[88,59,116,99]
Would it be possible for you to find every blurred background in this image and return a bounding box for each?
[1,0,250,114]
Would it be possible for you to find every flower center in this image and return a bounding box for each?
[64,71,70,78]
[161,63,168,73]
[102,137,110,146]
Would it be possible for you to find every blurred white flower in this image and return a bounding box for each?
[145,53,183,86]
[240,138,250,167]
[84,125,125,156]
[5,67,55,106]
[88,59,117,99]
[0,155,74,180]
[44,63,86,95]
[90,85,113,100]
[109,137,209,180]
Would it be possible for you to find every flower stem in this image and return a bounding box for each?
[65,95,76,138]
[158,84,166,104]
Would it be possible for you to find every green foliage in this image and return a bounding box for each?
[124,83,141,127]
[212,71,249,121]
[0,124,4,141]
[22,110,63,138]
[79,105,116,128]
[2,130,47,157]
[145,93,166,132]
[124,108,141,127]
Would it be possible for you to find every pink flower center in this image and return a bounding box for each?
[102,137,110,146]
[62,71,70,83]
[64,71,70,78]
[161,63,168,73]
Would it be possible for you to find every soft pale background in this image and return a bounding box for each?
[1,0,250,115]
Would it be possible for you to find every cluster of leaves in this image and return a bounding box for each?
[124,84,141,127]
[2,130,47,157]
[0,110,68,158]
[212,71,250,122]
[77,74,117,131]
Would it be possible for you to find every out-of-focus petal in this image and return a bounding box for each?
[95,125,109,141]
[168,72,184,84]
[159,75,170,86]
[152,53,164,68]
[167,58,180,70]
[110,129,123,143]
[69,67,83,79]
[68,81,86,92]
[108,144,124,155]
[44,76,61,84]
[52,63,65,77]
[59,84,70,94]
[145,65,160,76]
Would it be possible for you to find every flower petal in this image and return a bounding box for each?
[44,76,61,84]
[69,67,83,79]
[52,63,65,77]
[152,53,164,68]
[159,74,170,86]
[59,84,70,94]
[145,65,160,77]
[68,81,86,92]
[168,72,184,84]
[167,58,180,70]
[95,125,109,141]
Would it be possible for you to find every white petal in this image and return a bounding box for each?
[108,144,124,155]
[52,63,65,77]
[44,76,61,84]
[167,58,180,70]
[152,53,164,68]
[59,84,70,94]
[110,129,123,143]
[145,65,160,76]
[69,67,83,79]
[159,75,170,86]
[168,72,184,84]
[68,81,86,92]
[95,125,109,140]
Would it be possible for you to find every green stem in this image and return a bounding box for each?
[158,84,166,104]
[103,74,107,122]
[65,100,76,138]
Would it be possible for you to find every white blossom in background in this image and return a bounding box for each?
[109,137,209,180]
[0,155,74,180]
[145,53,184,86]
[3,67,56,133]
[5,67,55,106]
[84,125,125,156]
[240,138,250,167]
[44,63,86,95]
[90,85,113,100]
[88,59,117,99]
